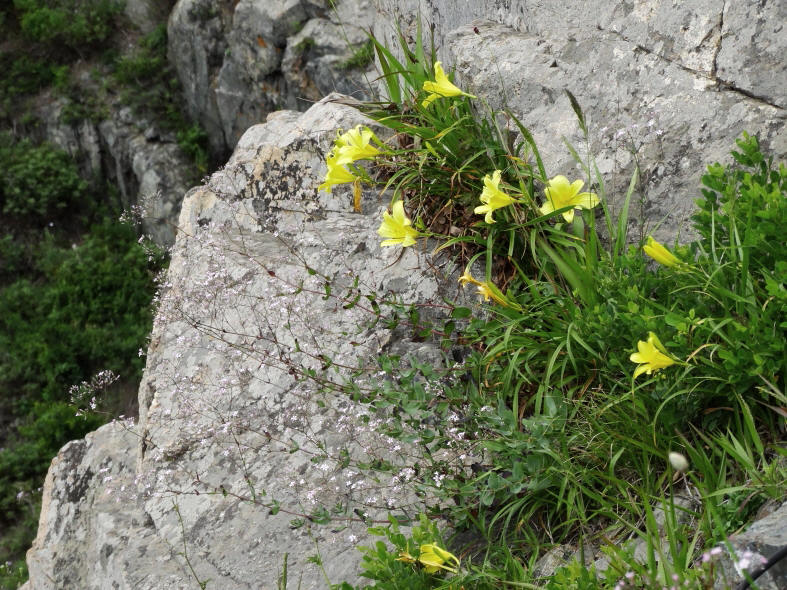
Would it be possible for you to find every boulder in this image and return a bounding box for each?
[24,95,462,589]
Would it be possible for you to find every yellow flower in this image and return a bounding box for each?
[458,268,482,287]
[630,332,676,379]
[643,236,681,267]
[396,550,416,564]
[418,544,459,574]
[421,61,477,108]
[333,125,382,166]
[318,153,358,193]
[377,200,419,247]
[539,175,600,223]
[474,170,517,224]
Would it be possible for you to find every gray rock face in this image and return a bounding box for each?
[25,96,462,589]
[715,502,787,590]
[169,0,377,158]
[38,96,193,247]
[374,0,786,241]
[123,0,176,34]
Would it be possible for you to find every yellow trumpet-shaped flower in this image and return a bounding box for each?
[422,61,477,108]
[332,125,382,166]
[458,268,519,309]
[377,200,419,247]
[643,236,681,267]
[418,544,460,574]
[318,153,359,193]
[539,175,600,223]
[630,332,677,379]
[395,550,417,564]
[474,170,517,224]
[458,268,482,287]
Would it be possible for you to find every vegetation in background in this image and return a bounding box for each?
[109,23,210,175]
[0,3,178,588]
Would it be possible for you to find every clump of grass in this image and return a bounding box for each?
[340,39,374,70]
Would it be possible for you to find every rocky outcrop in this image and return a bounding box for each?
[374,0,786,240]
[168,0,376,158]
[38,95,192,247]
[24,95,463,589]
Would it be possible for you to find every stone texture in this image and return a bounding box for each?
[25,96,464,589]
[123,0,176,34]
[714,502,787,590]
[169,0,376,158]
[38,94,193,247]
[374,0,786,241]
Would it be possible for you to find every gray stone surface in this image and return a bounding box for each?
[373,0,786,241]
[169,0,376,157]
[25,96,464,589]
[38,94,193,247]
[714,502,787,590]
[123,0,175,34]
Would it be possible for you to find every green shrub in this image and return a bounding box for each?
[0,135,89,221]
[13,0,124,49]
[0,221,164,408]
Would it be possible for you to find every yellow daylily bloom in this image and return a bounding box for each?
[377,200,419,247]
[318,153,359,193]
[459,269,518,309]
[630,332,677,379]
[422,61,477,108]
[458,268,482,287]
[418,544,460,574]
[643,236,681,268]
[396,550,417,564]
[474,170,517,224]
[539,175,600,223]
[333,125,382,165]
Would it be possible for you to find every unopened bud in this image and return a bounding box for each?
[668,452,689,472]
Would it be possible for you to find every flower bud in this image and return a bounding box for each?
[668,452,689,472]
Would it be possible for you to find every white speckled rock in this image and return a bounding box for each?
[25,95,464,589]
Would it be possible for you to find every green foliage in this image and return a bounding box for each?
[340,40,374,70]
[12,0,124,49]
[0,220,163,583]
[0,135,89,221]
[327,24,786,590]
[0,53,68,119]
[0,221,164,406]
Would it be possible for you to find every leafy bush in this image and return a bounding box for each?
[0,221,164,408]
[0,220,163,585]
[0,135,89,221]
[111,24,212,173]
[12,0,124,49]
